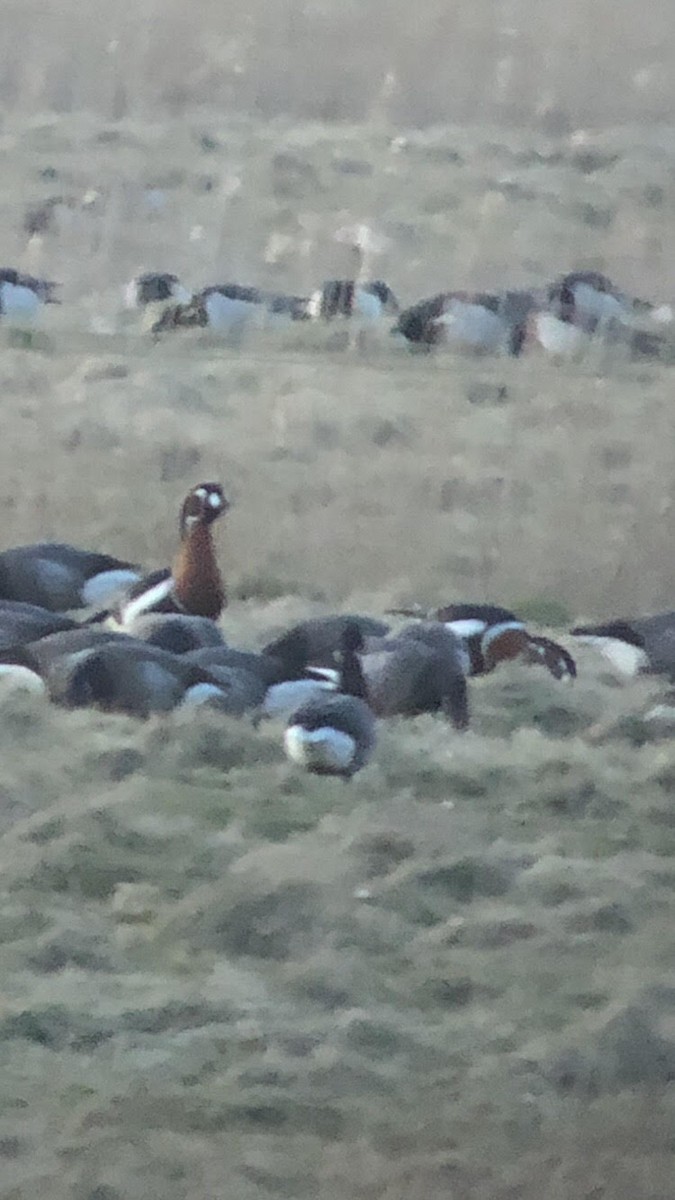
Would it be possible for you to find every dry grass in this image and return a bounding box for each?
[1,3,675,1196]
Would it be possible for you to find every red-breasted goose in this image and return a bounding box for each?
[0,626,238,717]
[284,622,377,777]
[122,613,227,654]
[0,268,60,324]
[124,273,191,309]
[390,602,575,680]
[305,280,399,322]
[151,284,310,333]
[100,483,228,627]
[0,543,140,612]
[394,290,536,355]
[570,613,675,678]
[530,271,671,359]
[0,599,78,648]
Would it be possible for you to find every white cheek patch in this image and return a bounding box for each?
[207,492,223,509]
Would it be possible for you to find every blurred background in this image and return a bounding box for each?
[3,0,675,129]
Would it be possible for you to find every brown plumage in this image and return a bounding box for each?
[172,509,226,619]
[87,483,229,628]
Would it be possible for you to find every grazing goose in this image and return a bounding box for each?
[123,613,227,655]
[94,482,228,627]
[0,542,139,612]
[358,621,470,729]
[0,626,235,717]
[151,284,310,333]
[435,603,576,680]
[570,613,675,678]
[0,599,78,649]
[530,271,670,359]
[124,272,192,332]
[262,614,391,669]
[284,623,377,778]
[305,280,399,322]
[0,268,60,325]
[394,289,537,354]
[124,273,191,310]
[186,643,298,715]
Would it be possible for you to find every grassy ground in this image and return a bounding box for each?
[1,16,675,1195]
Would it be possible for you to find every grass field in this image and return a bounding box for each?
[2,2,675,1196]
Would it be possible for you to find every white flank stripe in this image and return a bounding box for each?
[182,683,227,708]
[574,635,650,677]
[121,576,175,626]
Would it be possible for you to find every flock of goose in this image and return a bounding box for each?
[1,265,674,359]
[0,480,671,778]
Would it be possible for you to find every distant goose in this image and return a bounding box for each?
[124,273,191,309]
[570,613,675,678]
[284,623,377,778]
[0,542,140,612]
[306,280,399,322]
[393,290,536,354]
[0,626,235,717]
[151,284,310,333]
[0,268,60,324]
[96,483,228,627]
[530,270,670,358]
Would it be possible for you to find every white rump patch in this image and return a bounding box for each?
[534,313,589,356]
[120,575,175,626]
[574,635,649,677]
[0,664,47,696]
[182,682,228,708]
[284,724,356,772]
[263,678,336,720]
[306,290,323,320]
[82,568,141,608]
